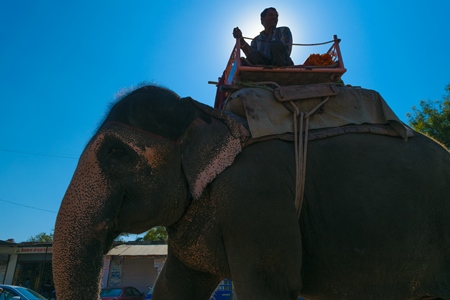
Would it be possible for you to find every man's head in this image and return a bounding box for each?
[260,7,278,29]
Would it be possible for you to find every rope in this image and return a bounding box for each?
[231,80,330,217]
[235,81,280,91]
[290,96,330,217]
[242,37,335,47]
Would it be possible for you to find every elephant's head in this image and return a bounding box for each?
[53,85,248,299]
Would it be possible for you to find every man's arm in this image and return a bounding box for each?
[280,27,293,55]
[233,27,251,56]
[240,38,251,56]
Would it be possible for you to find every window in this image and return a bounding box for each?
[1,289,18,300]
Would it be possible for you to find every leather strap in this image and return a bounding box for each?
[274,83,339,102]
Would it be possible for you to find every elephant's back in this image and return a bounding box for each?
[300,131,450,299]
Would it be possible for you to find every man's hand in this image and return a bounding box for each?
[233,27,243,39]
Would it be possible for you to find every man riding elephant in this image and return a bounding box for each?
[233,7,294,66]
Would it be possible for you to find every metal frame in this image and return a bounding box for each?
[213,35,346,109]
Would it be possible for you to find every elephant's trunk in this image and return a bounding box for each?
[54,140,117,300]
[53,221,109,300]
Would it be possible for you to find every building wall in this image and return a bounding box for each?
[101,256,164,294]
[0,243,167,295]
[0,255,8,284]
[0,243,16,284]
[121,257,158,294]
[4,254,17,284]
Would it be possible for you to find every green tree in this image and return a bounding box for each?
[143,226,168,243]
[27,232,53,242]
[407,84,450,148]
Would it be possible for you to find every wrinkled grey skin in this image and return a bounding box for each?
[54,85,450,300]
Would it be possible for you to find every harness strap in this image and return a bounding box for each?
[291,97,330,217]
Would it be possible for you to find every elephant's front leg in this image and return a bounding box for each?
[224,192,303,299]
[152,253,221,300]
[226,225,303,300]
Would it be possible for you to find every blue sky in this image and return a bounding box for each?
[1,0,449,242]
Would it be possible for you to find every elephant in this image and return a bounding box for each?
[53,85,450,300]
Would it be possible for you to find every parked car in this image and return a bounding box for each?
[100,286,145,300]
[0,284,47,300]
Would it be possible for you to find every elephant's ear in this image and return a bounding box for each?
[180,97,250,200]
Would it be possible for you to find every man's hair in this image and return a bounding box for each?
[260,7,278,18]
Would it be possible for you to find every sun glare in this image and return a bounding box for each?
[229,3,320,64]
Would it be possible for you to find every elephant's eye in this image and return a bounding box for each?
[108,147,127,158]
[97,140,135,167]
[103,146,134,167]
[110,148,123,154]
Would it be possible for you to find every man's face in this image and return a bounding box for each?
[261,9,278,29]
